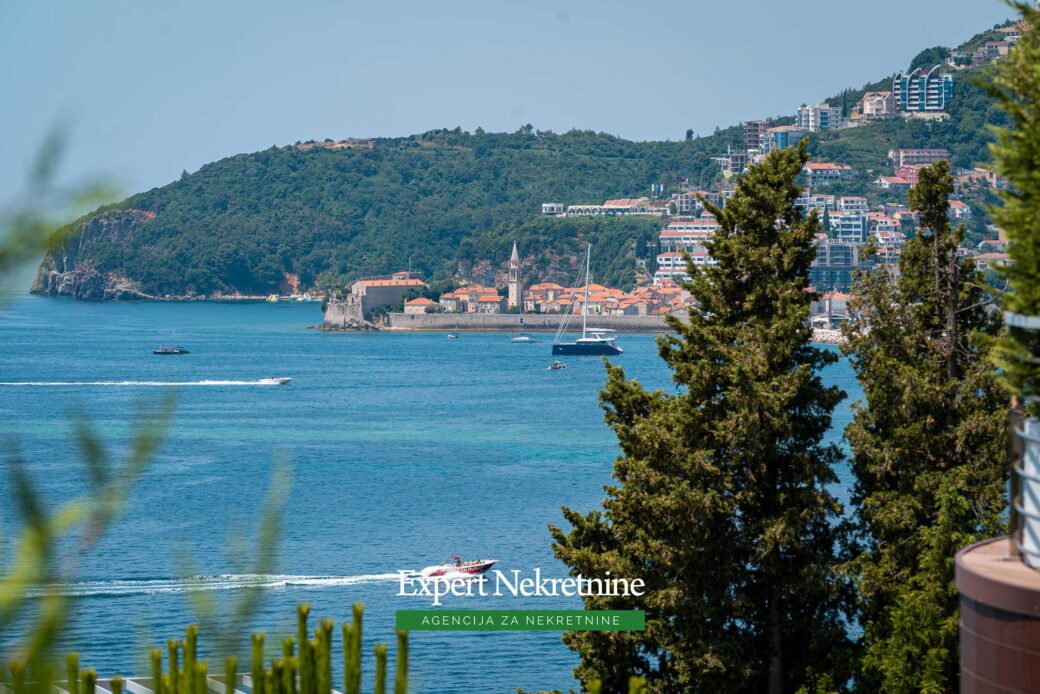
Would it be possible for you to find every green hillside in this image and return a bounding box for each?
[34,129,740,298]
[33,22,1013,299]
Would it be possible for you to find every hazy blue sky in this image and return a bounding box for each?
[0,0,1013,203]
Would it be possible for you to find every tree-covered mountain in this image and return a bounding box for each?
[33,129,740,299]
[33,21,1014,300]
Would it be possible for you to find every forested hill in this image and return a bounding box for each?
[32,129,739,299]
[32,22,1013,300]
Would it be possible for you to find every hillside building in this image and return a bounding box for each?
[796,103,843,132]
[761,125,811,154]
[810,236,862,292]
[859,91,897,120]
[889,148,950,167]
[743,120,771,150]
[893,65,954,112]
[804,162,855,186]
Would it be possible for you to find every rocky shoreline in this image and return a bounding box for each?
[812,328,846,345]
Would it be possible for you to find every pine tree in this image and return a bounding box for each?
[842,161,1008,692]
[551,142,852,694]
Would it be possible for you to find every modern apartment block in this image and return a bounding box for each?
[810,236,862,292]
[893,64,954,112]
[830,211,867,243]
[761,125,811,154]
[888,148,950,167]
[743,120,771,150]
[711,148,747,174]
[796,103,843,132]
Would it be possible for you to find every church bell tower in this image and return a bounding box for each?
[508,241,521,310]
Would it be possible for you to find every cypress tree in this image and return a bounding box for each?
[551,142,851,693]
[986,2,1040,401]
[842,160,1008,692]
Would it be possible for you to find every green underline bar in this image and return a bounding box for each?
[395,609,645,631]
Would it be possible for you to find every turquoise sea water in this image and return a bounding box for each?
[0,296,861,693]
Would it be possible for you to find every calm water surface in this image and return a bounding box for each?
[0,296,860,693]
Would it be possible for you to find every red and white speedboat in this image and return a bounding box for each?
[419,557,497,579]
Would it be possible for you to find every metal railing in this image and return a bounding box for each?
[1005,310,1040,568]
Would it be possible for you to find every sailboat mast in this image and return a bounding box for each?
[583,244,590,338]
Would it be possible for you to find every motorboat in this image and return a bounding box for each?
[447,333,459,339]
[511,334,542,343]
[259,377,293,385]
[549,360,567,370]
[153,345,189,355]
[419,557,497,579]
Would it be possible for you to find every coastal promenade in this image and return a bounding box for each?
[321,308,847,343]
[319,310,678,333]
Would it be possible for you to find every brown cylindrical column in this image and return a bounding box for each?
[956,537,1040,693]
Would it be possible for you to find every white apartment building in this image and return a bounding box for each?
[830,211,867,243]
[839,196,869,214]
[796,103,843,132]
[655,250,715,283]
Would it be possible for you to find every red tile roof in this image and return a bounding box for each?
[355,278,426,288]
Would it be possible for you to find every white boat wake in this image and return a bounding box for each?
[0,379,290,387]
[26,574,400,598]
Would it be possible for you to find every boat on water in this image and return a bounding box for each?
[153,345,189,355]
[419,556,497,579]
[259,377,293,385]
[551,244,623,356]
[549,360,567,370]
[511,315,542,343]
[447,333,459,339]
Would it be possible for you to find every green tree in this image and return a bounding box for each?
[986,2,1040,404]
[908,46,951,72]
[842,160,1008,692]
[551,142,852,694]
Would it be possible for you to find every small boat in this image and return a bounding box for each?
[447,333,459,339]
[153,345,189,355]
[549,360,567,370]
[419,557,497,579]
[259,377,293,385]
[266,294,280,303]
[511,315,541,343]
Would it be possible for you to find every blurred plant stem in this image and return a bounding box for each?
[0,129,117,297]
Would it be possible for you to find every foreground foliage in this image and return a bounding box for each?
[551,143,851,693]
[843,160,1008,692]
[987,2,1040,407]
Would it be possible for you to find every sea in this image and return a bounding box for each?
[0,296,861,693]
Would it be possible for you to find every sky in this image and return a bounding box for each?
[0,0,1014,205]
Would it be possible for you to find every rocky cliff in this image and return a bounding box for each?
[32,209,156,300]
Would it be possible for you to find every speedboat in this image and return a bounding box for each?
[153,345,189,355]
[259,377,293,385]
[419,557,497,579]
[549,360,567,370]
[511,334,542,343]
[447,333,459,339]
